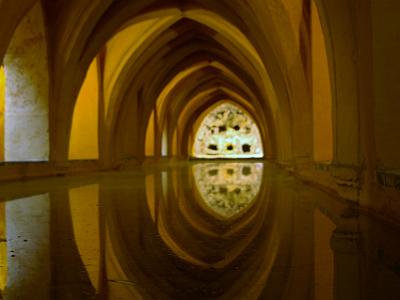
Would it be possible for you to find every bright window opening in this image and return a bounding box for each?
[192,103,263,159]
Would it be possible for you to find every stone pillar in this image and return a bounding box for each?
[4,3,49,162]
[314,0,363,201]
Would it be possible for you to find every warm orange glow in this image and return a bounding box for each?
[314,209,334,300]
[312,2,333,162]
[156,63,208,121]
[172,129,178,156]
[145,111,155,157]
[104,16,179,118]
[281,0,303,47]
[145,175,156,221]
[69,60,99,160]
[69,185,100,291]
[0,66,5,162]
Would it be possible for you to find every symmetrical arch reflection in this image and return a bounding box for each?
[2,163,400,299]
[192,162,263,219]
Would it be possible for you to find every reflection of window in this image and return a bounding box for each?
[193,103,263,159]
[193,163,263,218]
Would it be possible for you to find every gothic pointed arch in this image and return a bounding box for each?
[192,102,263,159]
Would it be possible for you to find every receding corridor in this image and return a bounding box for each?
[0,161,399,299]
[1,0,400,299]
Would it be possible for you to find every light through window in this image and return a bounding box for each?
[192,103,263,159]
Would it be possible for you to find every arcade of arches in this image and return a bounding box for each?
[0,0,400,299]
[0,0,398,215]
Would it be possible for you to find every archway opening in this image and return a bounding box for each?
[192,102,264,159]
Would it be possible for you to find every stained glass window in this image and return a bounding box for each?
[192,103,263,159]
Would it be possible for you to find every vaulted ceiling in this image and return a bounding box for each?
[0,0,379,169]
[37,0,313,163]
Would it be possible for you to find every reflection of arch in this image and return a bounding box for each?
[0,202,6,293]
[68,185,100,291]
[5,194,50,299]
[106,163,280,299]
[192,102,264,159]
[192,162,263,219]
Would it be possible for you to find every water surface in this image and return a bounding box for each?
[0,161,399,299]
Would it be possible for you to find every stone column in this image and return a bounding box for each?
[4,3,49,162]
[315,0,363,201]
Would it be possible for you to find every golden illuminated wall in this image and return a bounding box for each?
[314,209,334,300]
[69,60,99,160]
[103,18,176,116]
[145,111,155,157]
[193,103,263,159]
[0,66,4,162]
[312,1,333,162]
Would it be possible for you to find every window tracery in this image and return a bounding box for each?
[193,103,263,158]
[193,163,263,218]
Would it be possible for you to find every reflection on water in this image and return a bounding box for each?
[0,162,399,299]
[0,203,6,293]
[193,163,263,218]
[5,194,50,299]
[69,185,100,292]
